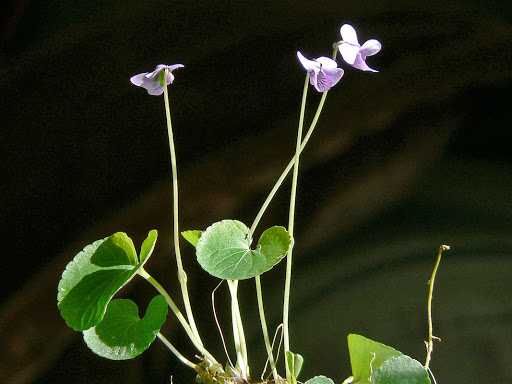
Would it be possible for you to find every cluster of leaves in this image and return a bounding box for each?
[57,220,292,359]
[57,227,431,383]
[57,231,168,360]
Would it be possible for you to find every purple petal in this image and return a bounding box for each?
[360,39,381,57]
[130,73,148,86]
[167,64,185,71]
[146,85,165,96]
[352,54,378,72]
[312,67,344,92]
[340,24,359,46]
[131,63,184,95]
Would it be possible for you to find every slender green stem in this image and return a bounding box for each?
[255,275,279,382]
[227,280,248,379]
[283,73,309,383]
[138,268,218,365]
[249,89,329,238]
[163,74,203,346]
[425,245,450,369]
[157,332,196,369]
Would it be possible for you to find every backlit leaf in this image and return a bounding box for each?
[347,334,403,384]
[196,220,291,280]
[372,355,430,384]
[57,231,157,331]
[83,295,168,360]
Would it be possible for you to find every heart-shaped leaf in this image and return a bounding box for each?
[196,220,291,280]
[372,355,430,384]
[83,295,168,360]
[347,334,403,384]
[57,231,157,331]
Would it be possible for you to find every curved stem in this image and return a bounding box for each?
[283,73,309,382]
[249,90,329,238]
[163,76,203,346]
[157,332,196,369]
[255,275,279,382]
[138,268,218,365]
[425,245,450,369]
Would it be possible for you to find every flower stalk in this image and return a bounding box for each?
[163,70,203,347]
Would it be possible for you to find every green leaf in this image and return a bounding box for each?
[182,230,203,247]
[347,334,403,384]
[83,295,168,360]
[91,232,138,267]
[304,376,335,384]
[286,351,304,380]
[140,230,158,263]
[372,356,430,384]
[58,268,134,331]
[57,232,156,331]
[196,220,291,280]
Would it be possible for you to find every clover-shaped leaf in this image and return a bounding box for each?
[372,355,430,384]
[83,295,168,360]
[347,334,403,384]
[57,231,157,331]
[196,220,291,280]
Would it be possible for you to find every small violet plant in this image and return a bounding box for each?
[58,24,447,384]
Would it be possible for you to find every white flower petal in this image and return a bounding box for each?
[338,43,359,65]
[340,24,359,45]
[315,56,338,69]
[297,51,318,72]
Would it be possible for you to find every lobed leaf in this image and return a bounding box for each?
[195,220,291,280]
[83,295,168,360]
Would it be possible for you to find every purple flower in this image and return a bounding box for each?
[297,51,344,92]
[130,64,184,95]
[338,24,381,72]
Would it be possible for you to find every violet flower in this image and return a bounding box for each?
[297,51,344,92]
[338,24,381,72]
[130,64,184,95]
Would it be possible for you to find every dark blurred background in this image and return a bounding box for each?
[1,0,511,383]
